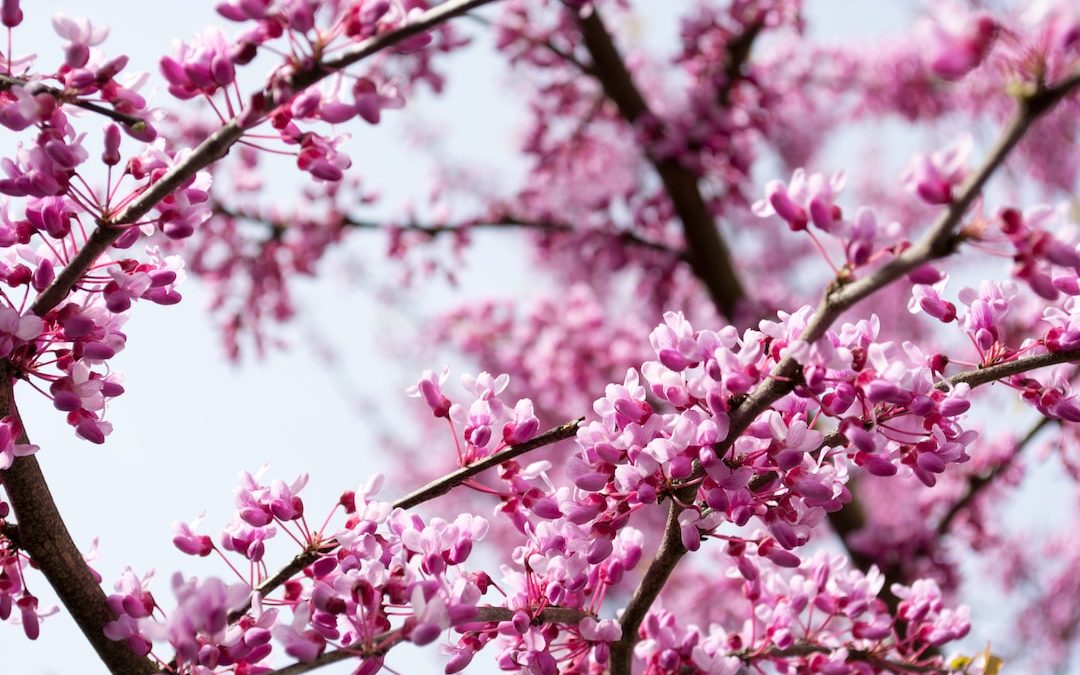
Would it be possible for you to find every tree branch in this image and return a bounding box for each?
[395,417,582,509]
[228,418,582,623]
[0,374,157,674]
[754,644,944,673]
[608,482,695,674]
[607,70,1080,674]
[215,204,688,260]
[577,7,750,321]
[264,606,590,675]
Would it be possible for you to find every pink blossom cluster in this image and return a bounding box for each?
[2,0,1080,673]
[635,552,968,674]
[104,471,492,673]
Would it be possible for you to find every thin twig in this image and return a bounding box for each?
[395,417,582,509]
[263,606,590,674]
[215,204,687,259]
[228,418,582,623]
[936,416,1053,536]
[756,643,944,673]
[0,73,148,127]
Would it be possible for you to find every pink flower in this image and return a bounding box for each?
[904,134,972,205]
[909,280,957,323]
[923,6,998,80]
[753,168,846,231]
[51,14,108,68]
[408,368,452,418]
[0,417,37,470]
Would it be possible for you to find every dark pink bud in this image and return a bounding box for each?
[112,226,141,249]
[769,190,808,230]
[319,102,357,124]
[1043,239,1080,269]
[908,264,944,285]
[793,477,833,503]
[1027,271,1059,301]
[445,651,474,674]
[102,124,122,166]
[866,380,908,404]
[32,259,54,292]
[210,54,235,86]
[163,220,194,239]
[573,472,608,492]
[1054,274,1080,295]
[929,353,949,374]
[308,159,343,182]
[657,348,689,371]
[52,390,82,412]
[635,482,657,504]
[668,455,692,479]
[2,0,22,28]
[680,521,701,551]
[82,341,116,359]
[17,595,38,640]
[75,419,106,444]
[512,610,530,634]
[939,397,970,416]
[917,179,952,205]
[529,497,561,519]
[143,287,182,305]
[586,536,613,564]
[999,208,1024,236]
[862,452,897,476]
[909,395,935,417]
[916,451,946,473]
[808,197,834,230]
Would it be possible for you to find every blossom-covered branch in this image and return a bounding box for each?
[608,64,1080,672]
[227,417,581,624]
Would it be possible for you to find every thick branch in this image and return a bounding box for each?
[229,418,581,623]
[0,375,157,674]
[608,483,694,674]
[608,71,1080,674]
[577,8,749,320]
